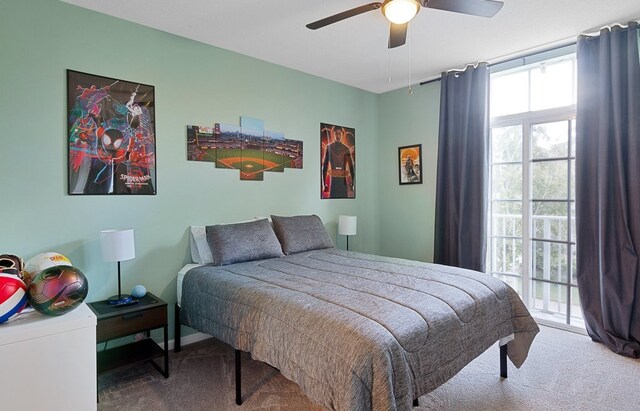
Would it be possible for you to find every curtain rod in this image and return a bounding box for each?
[419,39,576,86]
[420,18,640,87]
[579,19,639,37]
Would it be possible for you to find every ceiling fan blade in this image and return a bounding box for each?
[306,2,382,30]
[423,0,504,18]
[388,23,408,48]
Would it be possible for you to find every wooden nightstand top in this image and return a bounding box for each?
[88,292,166,319]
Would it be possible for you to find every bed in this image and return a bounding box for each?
[175,216,539,411]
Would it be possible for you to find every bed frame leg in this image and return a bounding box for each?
[500,343,508,378]
[413,398,419,407]
[235,349,242,405]
[174,303,182,353]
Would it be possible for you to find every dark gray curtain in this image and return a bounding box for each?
[434,64,490,272]
[576,22,640,357]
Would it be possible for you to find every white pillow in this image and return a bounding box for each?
[190,226,214,264]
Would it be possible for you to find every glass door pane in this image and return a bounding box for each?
[531,121,569,159]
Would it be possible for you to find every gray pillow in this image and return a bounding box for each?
[206,218,284,266]
[271,214,334,255]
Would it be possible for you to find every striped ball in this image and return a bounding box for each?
[0,273,28,324]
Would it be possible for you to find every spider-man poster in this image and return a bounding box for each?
[67,70,156,195]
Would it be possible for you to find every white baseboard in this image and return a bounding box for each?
[159,332,212,351]
[536,319,588,336]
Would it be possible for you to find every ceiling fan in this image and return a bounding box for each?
[306,0,504,48]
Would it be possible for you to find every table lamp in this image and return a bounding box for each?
[100,229,136,305]
[338,215,357,251]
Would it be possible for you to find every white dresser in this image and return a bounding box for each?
[0,303,97,410]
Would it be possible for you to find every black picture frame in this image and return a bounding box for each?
[321,123,356,199]
[67,70,157,195]
[398,144,423,185]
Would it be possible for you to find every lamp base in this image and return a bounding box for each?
[107,294,138,306]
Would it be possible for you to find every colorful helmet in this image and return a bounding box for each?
[0,254,25,279]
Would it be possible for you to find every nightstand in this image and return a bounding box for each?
[88,292,169,379]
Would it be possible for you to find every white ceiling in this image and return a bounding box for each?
[61,0,640,94]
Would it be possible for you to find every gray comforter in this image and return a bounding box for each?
[180,249,539,411]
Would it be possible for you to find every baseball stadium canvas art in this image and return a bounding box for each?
[321,123,355,199]
[187,116,303,181]
[67,70,156,195]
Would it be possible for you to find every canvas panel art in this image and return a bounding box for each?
[321,123,355,199]
[187,125,217,162]
[187,117,303,180]
[398,144,422,185]
[240,117,266,181]
[67,70,156,195]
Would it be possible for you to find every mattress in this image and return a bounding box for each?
[177,263,203,307]
[178,261,515,347]
[180,249,539,411]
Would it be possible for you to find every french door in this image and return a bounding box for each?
[488,110,583,328]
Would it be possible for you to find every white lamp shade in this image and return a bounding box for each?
[338,215,357,236]
[100,229,136,262]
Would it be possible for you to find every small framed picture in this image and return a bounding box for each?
[398,144,423,185]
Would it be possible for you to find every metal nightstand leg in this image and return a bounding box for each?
[148,325,169,378]
[164,324,169,377]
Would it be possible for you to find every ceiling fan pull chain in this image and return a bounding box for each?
[388,49,393,83]
[408,25,414,95]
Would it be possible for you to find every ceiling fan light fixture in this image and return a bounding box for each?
[382,0,420,25]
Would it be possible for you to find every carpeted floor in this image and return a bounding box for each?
[97,326,640,410]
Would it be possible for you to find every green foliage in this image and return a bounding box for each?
[490,120,575,287]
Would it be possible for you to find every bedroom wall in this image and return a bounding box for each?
[376,82,441,262]
[0,0,380,338]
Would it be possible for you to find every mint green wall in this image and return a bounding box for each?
[0,0,380,338]
[376,83,441,262]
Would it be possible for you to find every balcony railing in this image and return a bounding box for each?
[489,213,583,327]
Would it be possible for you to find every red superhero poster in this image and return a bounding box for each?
[67,70,156,195]
[321,123,355,199]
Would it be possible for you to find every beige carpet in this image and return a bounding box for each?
[97,326,640,410]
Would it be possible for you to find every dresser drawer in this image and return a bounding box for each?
[96,306,166,342]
